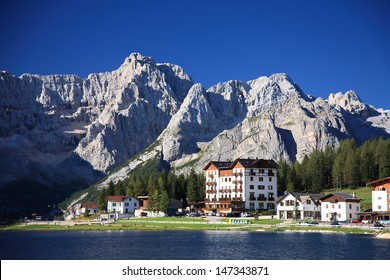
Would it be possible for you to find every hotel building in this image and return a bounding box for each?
[204,158,278,214]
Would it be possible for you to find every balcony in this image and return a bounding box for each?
[233,188,243,193]
[268,197,275,201]
[257,197,267,201]
[249,197,256,201]
[206,190,215,194]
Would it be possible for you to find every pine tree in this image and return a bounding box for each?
[159,190,170,213]
[147,188,159,213]
[98,188,107,211]
[106,181,115,196]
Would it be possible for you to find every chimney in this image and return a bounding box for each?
[352,192,356,198]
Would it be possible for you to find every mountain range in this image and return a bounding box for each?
[1,53,390,215]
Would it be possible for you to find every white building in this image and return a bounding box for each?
[276,192,322,220]
[72,202,99,217]
[368,177,390,212]
[204,158,278,214]
[320,193,362,222]
[107,196,139,216]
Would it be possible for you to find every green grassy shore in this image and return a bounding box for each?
[1,217,388,235]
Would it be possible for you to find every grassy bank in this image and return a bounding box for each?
[2,217,388,235]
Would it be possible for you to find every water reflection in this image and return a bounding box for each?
[0,230,388,260]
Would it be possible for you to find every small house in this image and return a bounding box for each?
[320,193,362,222]
[276,191,322,220]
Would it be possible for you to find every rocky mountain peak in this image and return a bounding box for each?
[328,90,368,115]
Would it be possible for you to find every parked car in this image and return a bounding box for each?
[370,223,385,229]
[307,221,319,226]
[187,212,201,217]
[330,221,341,227]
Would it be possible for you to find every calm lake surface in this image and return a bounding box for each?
[0,230,388,260]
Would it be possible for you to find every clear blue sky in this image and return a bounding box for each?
[1,0,390,109]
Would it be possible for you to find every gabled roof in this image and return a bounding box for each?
[367,177,390,187]
[203,161,232,170]
[320,192,362,201]
[204,158,278,170]
[276,191,324,205]
[107,196,133,202]
[80,202,98,208]
[233,158,278,168]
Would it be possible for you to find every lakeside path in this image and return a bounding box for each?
[1,217,390,238]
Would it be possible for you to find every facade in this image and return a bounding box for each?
[320,193,362,222]
[204,158,278,214]
[367,177,390,212]
[107,196,139,215]
[72,202,99,217]
[276,192,322,220]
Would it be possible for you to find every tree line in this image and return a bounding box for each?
[277,138,390,193]
[98,170,205,212]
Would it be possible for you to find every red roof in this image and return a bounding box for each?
[80,202,98,208]
[367,177,390,187]
[107,196,130,202]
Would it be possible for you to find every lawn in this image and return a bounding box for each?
[123,217,208,223]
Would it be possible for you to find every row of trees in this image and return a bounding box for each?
[98,170,205,212]
[278,138,390,193]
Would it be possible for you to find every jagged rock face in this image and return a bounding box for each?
[92,71,390,193]
[2,53,390,210]
[0,53,194,188]
[328,90,369,116]
[158,73,355,174]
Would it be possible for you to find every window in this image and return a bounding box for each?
[326,204,328,209]
[338,204,341,209]
[259,177,263,181]
[332,204,334,209]
[112,203,116,206]
[125,203,129,206]
[250,177,253,181]
[134,203,137,207]
[268,185,273,190]
[258,185,265,190]
[357,206,359,211]
[349,213,352,218]
[307,199,311,205]
[338,214,341,218]
[250,185,254,190]
[229,178,231,182]
[378,197,382,200]
[259,203,264,209]
[280,202,284,206]
[349,204,352,209]
[249,202,255,210]
[269,177,272,182]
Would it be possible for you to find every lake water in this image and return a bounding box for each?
[0,230,388,260]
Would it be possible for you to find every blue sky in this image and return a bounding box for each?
[1,0,390,109]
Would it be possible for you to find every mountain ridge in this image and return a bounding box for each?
[1,52,390,214]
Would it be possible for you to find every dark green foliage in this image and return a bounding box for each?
[97,170,206,210]
[278,138,390,192]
